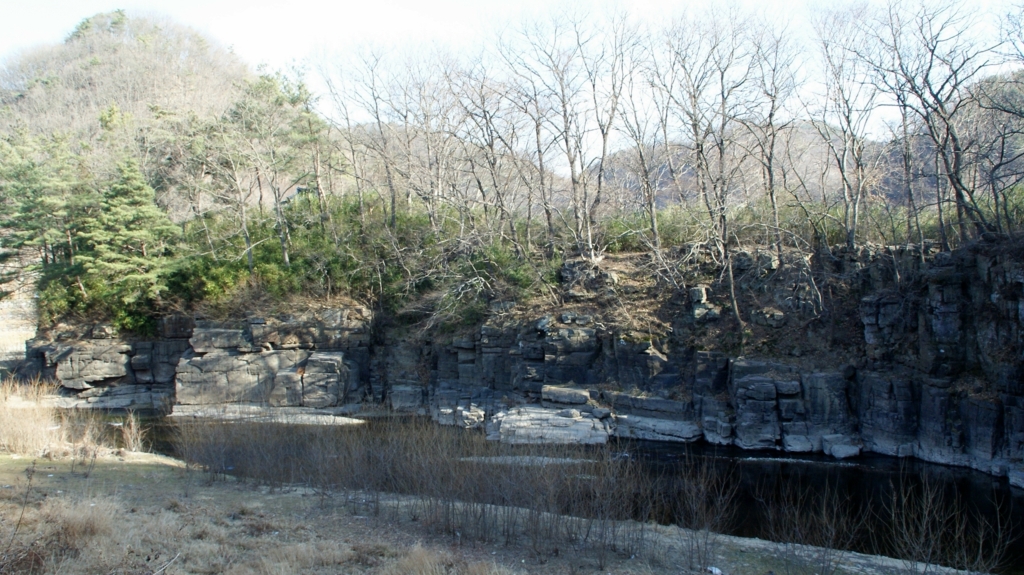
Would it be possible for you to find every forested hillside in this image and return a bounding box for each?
[3,4,1024,335]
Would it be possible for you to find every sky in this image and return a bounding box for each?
[1,0,1016,72]
[0,0,1016,137]
[0,0,814,71]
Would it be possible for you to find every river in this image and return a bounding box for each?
[632,440,1024,574]
[149,416,1024,574]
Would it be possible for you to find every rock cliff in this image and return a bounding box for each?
[16,239,1024,485]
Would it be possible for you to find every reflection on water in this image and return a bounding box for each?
[630,440,1024,574]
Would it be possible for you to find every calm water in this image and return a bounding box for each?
[629,440,1024,574]
[149,416,1024,573]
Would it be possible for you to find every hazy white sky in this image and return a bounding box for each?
[0,0,819,70]
[0,0,1015,73]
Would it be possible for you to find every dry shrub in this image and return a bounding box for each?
[172,417,664,562]
[119,409,146,452]
[56,409,110,460]
[265,542,349,567]
[243,516,277,537]
[0,543,46,574]
[349,542,398,567]
[462,562,519,575]
[382,545,459,575]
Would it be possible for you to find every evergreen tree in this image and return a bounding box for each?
[0,133,98,300]
[78,159,180,304]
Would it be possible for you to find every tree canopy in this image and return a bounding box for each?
[4,5,1024,332]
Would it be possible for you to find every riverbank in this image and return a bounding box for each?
[0,451,959,575]
[1,382,1012,574]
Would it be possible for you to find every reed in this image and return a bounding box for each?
[170,415,681,564]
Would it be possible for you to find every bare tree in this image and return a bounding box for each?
[226,75,310,268]
[498,30,560,254]
[511,11,633,261]
[882,470,1012,574]
[449,56,526,255]
[662,10,757,262]
[809,4,880,251]
[618,25,665,252]
[659,8,758,331]
[745,18,799,256]
[347,50,402,230]
[862,0,998,243]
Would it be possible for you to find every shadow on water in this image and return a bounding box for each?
[631,440,1024,574]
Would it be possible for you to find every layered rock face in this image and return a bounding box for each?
[412,243,1024,483]
[176,308,372,411]
[23,307,372,412]
[21,317,192,409]
[419,317,1016,478]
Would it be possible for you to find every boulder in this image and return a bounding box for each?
[692,303,721,322]
[689,285,709,304]
[733,400,780,450]
[158,315,195,339]
[775,380,802,396]
[174,351,305,405]
[389,385,424,412]
[830,444,862,459]
[822,434,861,459]
[456,405,486,429]
[782,434,814,452]
[300,352,353,408]
[1009,469,1024,490]
[90,324,114,339]
[54,343,132,389]
[269,369,303,407]
[751,308,786,328]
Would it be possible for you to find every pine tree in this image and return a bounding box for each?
[78,159,180,304]
[0,134,98,300]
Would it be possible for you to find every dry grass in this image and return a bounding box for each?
[0,379,143,460]
[0,454,529,575]
[0,380,62,456]
[0,452,940,575]
[172,416,669,563]
[119,409,146,452]
[380,545,519,575]
[42,496,119,552]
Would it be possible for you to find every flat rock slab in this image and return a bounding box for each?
[823,434,862,459]
[613,413,702,442]
[169,404,364,426]
[489,406,609,445]
[459,456,596,466]
[434,405,485,429]
[541,385,590,405]
[54,343,132,389]
[830,444,862,459]
[190,328,249,353]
